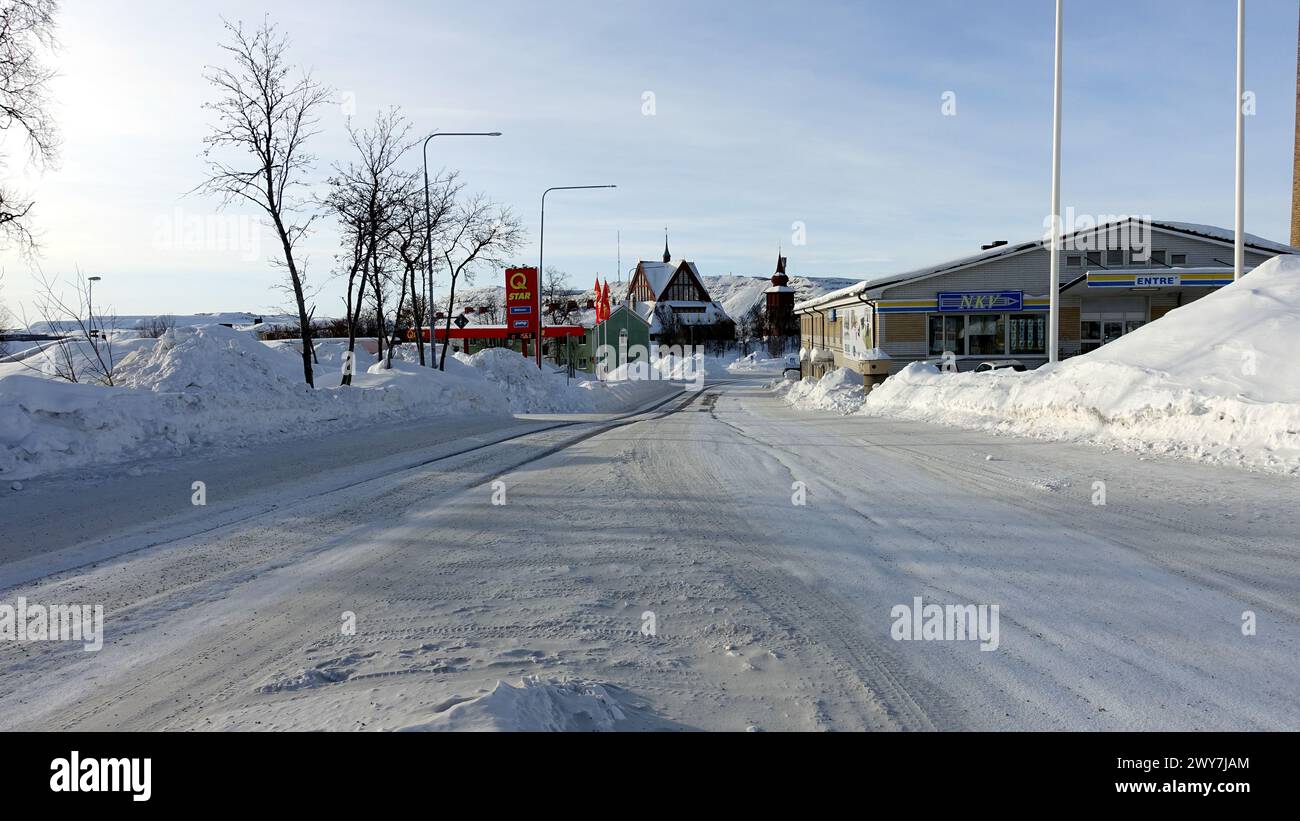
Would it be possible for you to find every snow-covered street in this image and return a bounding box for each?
[2,374,1295,732]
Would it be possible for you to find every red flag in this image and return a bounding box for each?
[601,279,611,321]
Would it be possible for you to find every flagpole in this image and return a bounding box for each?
[1234,0,1246,281]
[1048,0,1064,364]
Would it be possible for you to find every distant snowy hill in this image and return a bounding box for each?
[25,312,307,335]
[704,275,860,319]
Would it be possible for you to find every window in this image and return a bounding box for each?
[1149,250,1167,265]
[1170,253,1187,266]
[1106,249,1125,266]
[1008,314,1046,355]
[1086,251,1103,267]
[1066,255,1082,267]
[928,315,965,356]
[1083,309,1146,351]
[966,314,1006,356]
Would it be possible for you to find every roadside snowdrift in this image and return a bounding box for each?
[780,367,865,414]
[0,326,517,481]
[458,348,602,413]
[399,677,630,732]
[861,255,1300,473]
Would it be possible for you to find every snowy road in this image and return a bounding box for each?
[1,376,1297,731]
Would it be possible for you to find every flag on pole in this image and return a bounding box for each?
[601,279,611,321]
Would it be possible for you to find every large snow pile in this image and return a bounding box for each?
[458,348,605,413]
[399,677,629,732]
[780,367,866,414]
[861,254,1300,473]
[0,325,510,481]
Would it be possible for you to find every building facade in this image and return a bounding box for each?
[626,239,734,344]
[796,219,1296,383]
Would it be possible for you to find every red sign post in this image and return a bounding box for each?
[505,266,541,367]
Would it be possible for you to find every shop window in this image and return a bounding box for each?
[928,315,965,356]
[1008,314,1046,355]
[966,314,1006,356]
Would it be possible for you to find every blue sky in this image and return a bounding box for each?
[2,0,1298,315]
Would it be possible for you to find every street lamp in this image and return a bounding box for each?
[423,131,502,368]
[539,184,616,368]
[87,276,103,349]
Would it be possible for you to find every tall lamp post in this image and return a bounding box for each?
[423,131,501,368]
[538,184,616,368]
[87,275,103,351]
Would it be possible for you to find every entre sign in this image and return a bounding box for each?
[937,290,1024,313]
[1135,274,1180,287]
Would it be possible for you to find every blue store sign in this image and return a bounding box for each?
[937,290,1024,312]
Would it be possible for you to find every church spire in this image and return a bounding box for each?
[662,228,671,263]
[772,248,789,287]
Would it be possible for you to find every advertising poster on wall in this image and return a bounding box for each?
[840,305,872,361]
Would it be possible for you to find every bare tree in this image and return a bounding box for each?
[322,109,422,382]
[195,16,330,388]
[18,270,117,384]
[0,0,60,252]
[542,266,572,324]
[384,173,452,367]
[139,314,176,339]
[0,271,12,358]
[736,302,763,355]
[436,195,523,370]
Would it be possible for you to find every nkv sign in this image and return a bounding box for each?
[937,290,1024,312]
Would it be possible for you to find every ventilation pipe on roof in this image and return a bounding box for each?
[981,240,1009,250]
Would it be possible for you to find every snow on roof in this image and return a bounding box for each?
[795,219,1299,311]
[636,261,675,297]
[636,259,704,300]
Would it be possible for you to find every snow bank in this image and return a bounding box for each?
[779,367,866,414]
[861,255,1300,473]
[458,348,606,413]
[399,677,629,732]
[0,325,510,481]
[727,352,795,374]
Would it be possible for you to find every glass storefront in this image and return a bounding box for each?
[1080,310,1146,353]
[928,313,1045,357]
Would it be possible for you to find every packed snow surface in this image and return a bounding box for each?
[856,255,1300,473]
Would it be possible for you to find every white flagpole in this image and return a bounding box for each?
[1234,0,1246,281]
[1048,0,1064,363]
